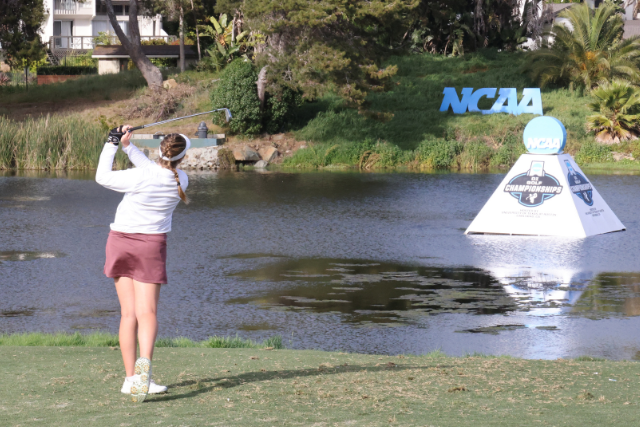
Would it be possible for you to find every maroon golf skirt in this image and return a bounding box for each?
[104,230,168,284]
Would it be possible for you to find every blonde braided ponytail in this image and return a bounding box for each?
[159,134,189,204]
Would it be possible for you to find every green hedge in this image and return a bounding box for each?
[38,66,97,76]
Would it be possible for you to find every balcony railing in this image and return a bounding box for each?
[54,0,95,15]
[54,0,77,15]
[49,35,176,50]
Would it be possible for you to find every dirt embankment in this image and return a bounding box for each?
[1,82,308,167]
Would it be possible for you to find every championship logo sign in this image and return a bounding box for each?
[523,116,566,155]
[503,161,563,207]
[440,88,543,116]
[465,116,625,237]
[565,160,593,206]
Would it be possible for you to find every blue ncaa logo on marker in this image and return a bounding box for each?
[523,116,567,155]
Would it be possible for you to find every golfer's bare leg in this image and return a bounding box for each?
[115,277,137,377]
[133,280,161,360]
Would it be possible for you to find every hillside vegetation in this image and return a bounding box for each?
[0,51,633,172]
[286,50,620,171]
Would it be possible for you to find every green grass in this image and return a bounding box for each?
[2,346,640,426]
[0,332,283,349]
[0,69,148,104]
[286,50,636,171]
[0,115,129,170]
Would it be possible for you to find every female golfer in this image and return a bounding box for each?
[96,125,190,403]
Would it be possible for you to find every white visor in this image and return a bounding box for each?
[159,134,191,161]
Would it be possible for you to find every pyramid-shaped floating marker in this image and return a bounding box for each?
[465,116,625,237]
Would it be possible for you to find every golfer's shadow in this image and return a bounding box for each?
[152,363,443,402]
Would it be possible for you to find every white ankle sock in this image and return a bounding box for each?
[126,375,136,381]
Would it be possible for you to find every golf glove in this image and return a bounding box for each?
[107,127,125,145]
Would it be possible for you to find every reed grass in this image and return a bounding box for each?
[0,332,284,349]
[0,115,129,170]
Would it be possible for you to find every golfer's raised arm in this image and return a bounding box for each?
[95,141,144,193]
[122,143,155,169]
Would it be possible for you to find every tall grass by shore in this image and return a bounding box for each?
[0,115,128,170]
[0,332,284,349]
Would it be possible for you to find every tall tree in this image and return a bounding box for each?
[105,0,163,89]
[0,0,46,70]
[243,0,418,109]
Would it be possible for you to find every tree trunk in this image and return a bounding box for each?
[257,65,268,111]
[105,0,162,90]
[179,7,185,72]
[190,0,201,61]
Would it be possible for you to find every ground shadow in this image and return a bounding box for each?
[152,362,448,403]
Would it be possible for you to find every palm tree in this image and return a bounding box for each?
[586,80,640,144]
[524,3,640,89]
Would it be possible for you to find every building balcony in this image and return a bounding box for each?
[49,35,176,51]
[54,0,94,16]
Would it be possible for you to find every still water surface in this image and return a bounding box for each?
[2,170,640,359]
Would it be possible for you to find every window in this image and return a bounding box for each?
[96,0,128,15]
[53,21,73,48]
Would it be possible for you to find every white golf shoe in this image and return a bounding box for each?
[129,357,151,403]
[121,377,168,395]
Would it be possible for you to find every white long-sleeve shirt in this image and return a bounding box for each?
[96,143,189,234]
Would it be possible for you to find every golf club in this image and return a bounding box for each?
[128,108,232,132]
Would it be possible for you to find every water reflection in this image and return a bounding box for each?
[572,273,640,318]
[232,257,640,323]
[0,251,65,262]
[230,258,515,324]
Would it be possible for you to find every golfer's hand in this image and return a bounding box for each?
[107,126,125,146]
[120,125,133,148]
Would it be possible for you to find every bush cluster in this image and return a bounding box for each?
[38,66,97,76]
[210,59,302,135]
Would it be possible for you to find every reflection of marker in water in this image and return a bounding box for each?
[528,161,544,177]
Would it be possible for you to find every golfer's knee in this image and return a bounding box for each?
[120,310,137,323]
[136,310,157,323]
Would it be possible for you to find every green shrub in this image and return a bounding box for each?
[490,133,526,167]
[210,59,302,135]
[210,59,262,134]
[459,141,493,171]
[415,139,463,169]
[38,66,97,75]
[265,87,303,134]
[575,140,614,164]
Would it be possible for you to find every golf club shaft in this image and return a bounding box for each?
[128,108,230,132]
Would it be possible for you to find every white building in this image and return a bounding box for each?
[41,0,169,51]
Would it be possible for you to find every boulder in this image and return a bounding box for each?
[254,160,268,169]
[258,146,278,162]
[612,151,634,162]
[233,145,260,162]
[163,79,178,89]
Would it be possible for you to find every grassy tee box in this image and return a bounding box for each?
[2,346,640,426]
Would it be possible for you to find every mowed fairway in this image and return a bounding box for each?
[2,347,640,426]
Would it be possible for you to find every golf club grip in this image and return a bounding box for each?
[129,125,145,132]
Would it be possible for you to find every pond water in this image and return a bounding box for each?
[2,170,640,359]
